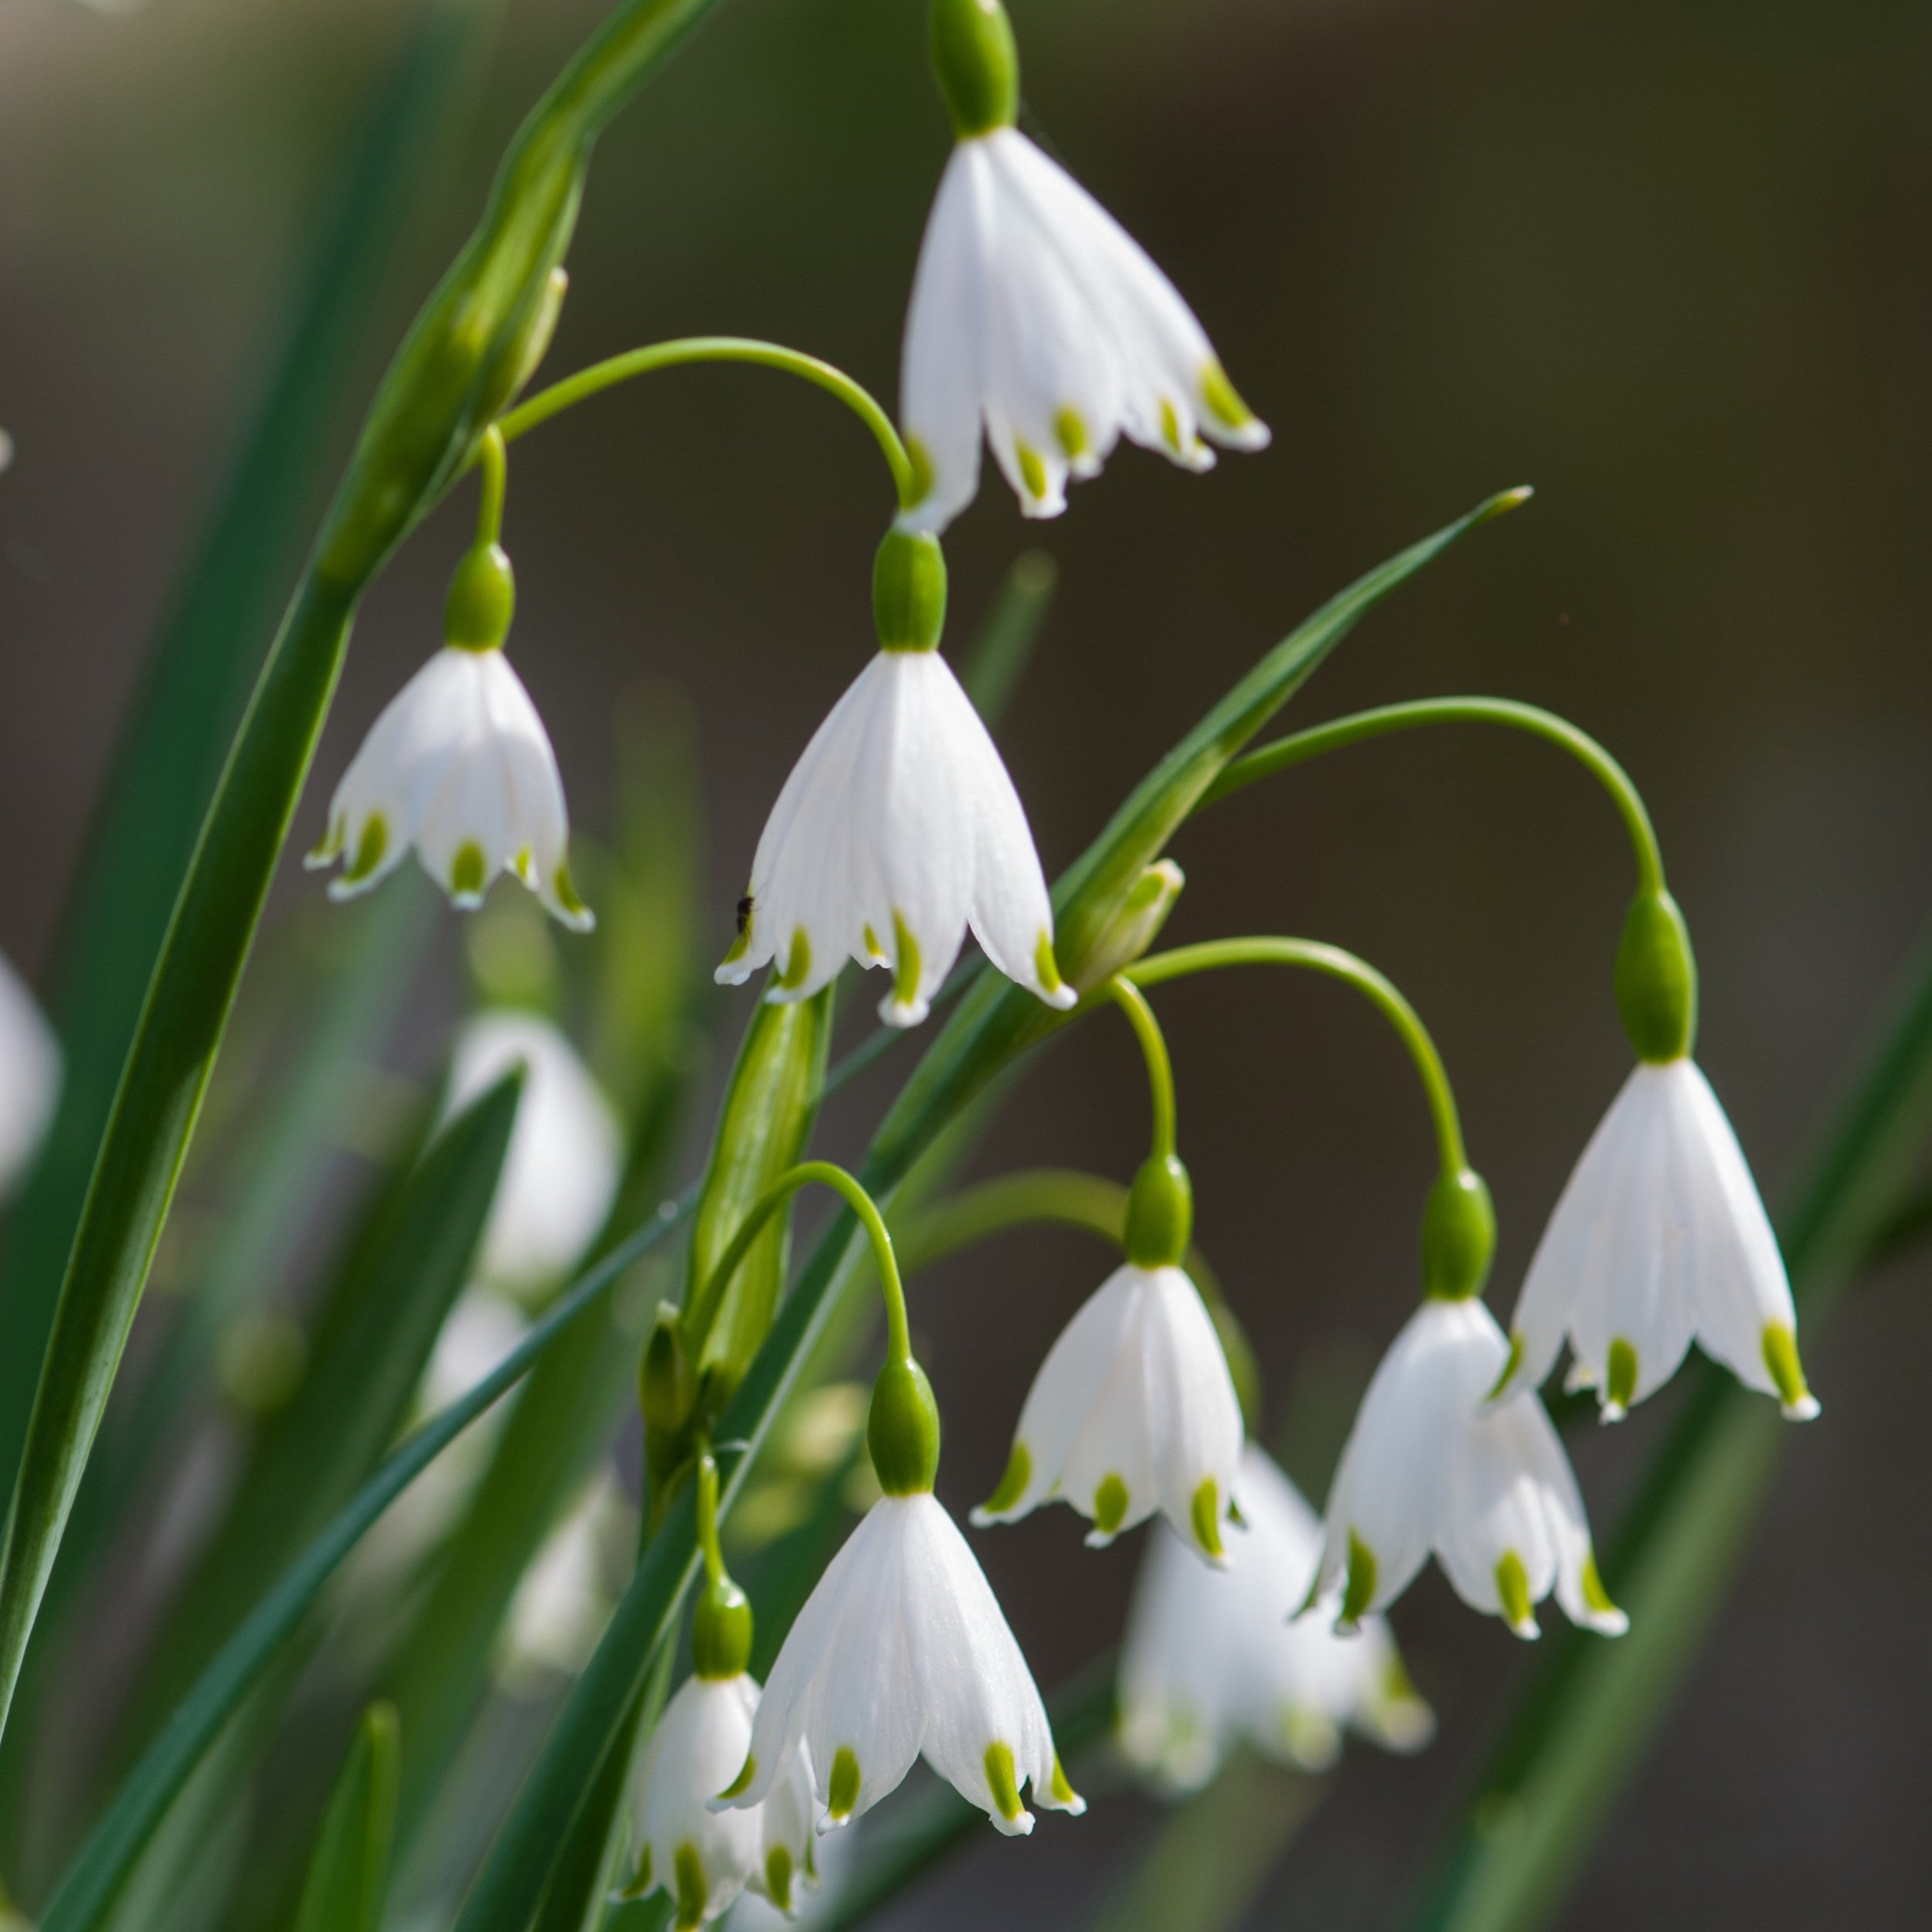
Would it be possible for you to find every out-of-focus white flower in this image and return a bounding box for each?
[1492,1058,1817,1422]
[1119,1446,1433,1790]
[720,1492,1082,1837]
[629,1672,815,1929]
[1313,1298,1627,1641]
[0,951,60,1197]
[972,1262,1243,1563]
[306,645,591,930]
[716,648,1073,1028]
[900,126,1267,532]
[499,1472,631,1687]
[444,1010,624,1296]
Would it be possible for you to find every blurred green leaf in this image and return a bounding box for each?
[0,0,499,1503]
[447,490,1525,1932]
[292,1704,401,1932]
[117,1066,522,1770]
[36,1194,698,1932]
[961,552,1058,729]
[1401,923,1932,1932]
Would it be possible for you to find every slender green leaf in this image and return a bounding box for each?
[450,491,1527,1932]
[118,1066,522,1766]
[293,1704,401,1932]
[37,1194,696,1932]
[0,0,736,1747]
[961,552,1057,726]
[0,0,497,1500]
[1400,923,1932,1932]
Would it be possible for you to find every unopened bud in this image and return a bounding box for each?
[1076,859,1185,992]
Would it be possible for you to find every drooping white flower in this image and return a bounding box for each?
[306,645,591,930]
[443,1010,624,1294]
[1119,1446,1434,1791]
[1492,1058,1817,1422]
[716,648,1075,1027]
[630,1672,815,1929]
[1313,1297,1627,1641]
[0,951,60,1196]
[719,1492,1083,1836]
[971,1262,1243,1563]
[900,127,1268,532]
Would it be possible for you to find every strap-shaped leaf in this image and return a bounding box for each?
[451,489,1529,1932]
[292,1703,401,1932]
[1400,927,1932,1932]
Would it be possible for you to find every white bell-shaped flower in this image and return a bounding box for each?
[716,645,1074,1028]
[444,1010,624,1294]
[307,644,591,930]
[631,1672,815,1929]
[0,951,60,1196]
[1119,1446,1434,1791]
[971,1261,1243,1563]
[1313,1297,1628,1641]
[719,1492,1083,1837]
[900,127,1269,531]
[1492,1058,1817,1422]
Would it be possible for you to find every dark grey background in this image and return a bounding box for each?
[2,0,1929,1922]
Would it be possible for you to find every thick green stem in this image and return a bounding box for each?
[686,1162,912,1368]
[1128,938,1468,1179]
[0,0,733,1749]
[1105,977,1178,1161]
[495,335,917,510]
[1202,697,1666,897]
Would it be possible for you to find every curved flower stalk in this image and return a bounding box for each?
[975,981,1243,1559]
[443,1009,624,1296]
[1313,1294,1626,1641]
[900,0,1267,529]
[308,432,592,930]
[717,532,1074,1028]
[0,951,60,1197]
[630,1459,815,1928]
[1118,1444,1433,1790]
[709,1165,1081,1838]
[1495,893,1816,1420]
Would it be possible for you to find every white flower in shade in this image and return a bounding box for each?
[1492,1059,1818,1422]
[630,1673,815,1930]
[1313,1297,1628,1641]
[715,648,1075,1028]
[0,951,60,1196]
[498,1473,629,1688]
[971,1262,1243,1563]
[719,1492,1083,1837]
[444,1010,624,1296]
[900,127,1268,532]
[1119,1446,1434,1791]
[306,645,591,930]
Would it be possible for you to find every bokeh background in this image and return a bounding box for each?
[3,0,1930,1923]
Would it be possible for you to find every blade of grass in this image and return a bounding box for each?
[292,1705,401,1932]
[0,0,498,1500]
[448,490,1529,1932]
[1399,922,1932,1932]
[36,1192,696,1932]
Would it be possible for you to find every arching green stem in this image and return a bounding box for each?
[1202,697,1667,897]
[1128,938,1468,1181]
[494,336,917,512]
[685,1161,911,1368]
[1104,976,1177,1162]
[473,424,508,548]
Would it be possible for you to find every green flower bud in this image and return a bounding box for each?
[1421,1166,1496,1301]
[1615,888,1698,1063]
[873,529,948,654]
[1124,1152,1193,1269]
[691,1572,754,1679]
[639,1304,693,1434]
[868,1356,942,1495]
[928,0,1019,138]
[1075,860,1185,992]
[444,542,515,651]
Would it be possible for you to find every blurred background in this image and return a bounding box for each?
[2,0,1930,1923]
